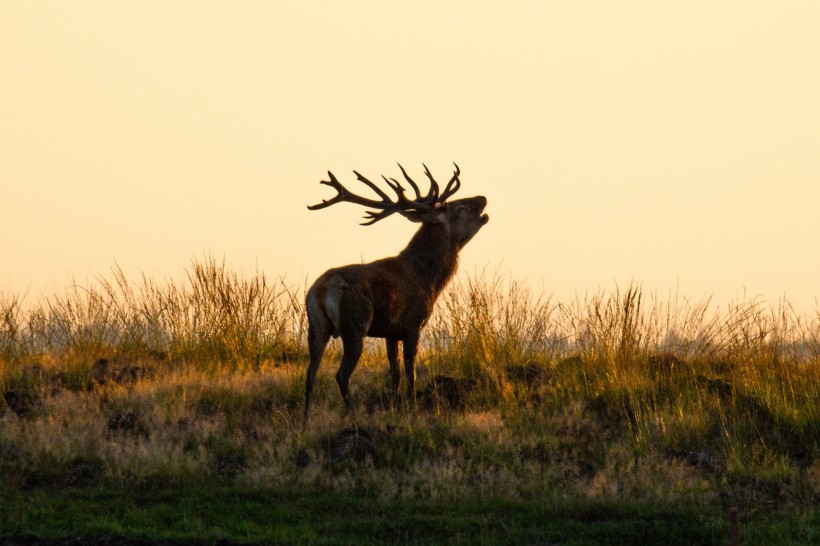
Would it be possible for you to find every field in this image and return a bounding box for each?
[1,258,818,545]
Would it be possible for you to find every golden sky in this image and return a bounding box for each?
[2,2,819,310]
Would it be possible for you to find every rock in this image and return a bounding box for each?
[20,363,44,383]
[91,358,111,384]
[2,389,41,418]
[106,410,149,438]
[91,358,148,387]
[295,449,311,468]
[420,375,476,410]
[646,354,684,379]
[330,427,377,464]
[504,363,548,387]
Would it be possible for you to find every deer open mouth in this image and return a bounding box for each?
[477,196,489,225]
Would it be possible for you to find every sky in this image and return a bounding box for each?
[2,2,819,312]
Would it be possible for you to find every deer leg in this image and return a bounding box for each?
[304,319,332,422]
[403,334,419,405]
[386,338,401,393]
[336,335,364,412]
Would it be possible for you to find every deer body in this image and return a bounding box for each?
[303,165,488,420]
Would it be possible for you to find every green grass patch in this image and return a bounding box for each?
[10,485,814,545]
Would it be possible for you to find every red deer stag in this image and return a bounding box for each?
[304,163,489,420]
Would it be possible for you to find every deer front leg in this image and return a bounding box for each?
[386,338,401,398]
[403,333,419,405]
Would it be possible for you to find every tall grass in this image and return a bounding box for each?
[0,257,306,374]
[1,259,819,517]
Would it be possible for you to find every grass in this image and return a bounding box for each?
[1,257,819,544]
[2,486,736,545]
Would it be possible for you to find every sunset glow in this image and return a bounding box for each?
[2,2,819,310]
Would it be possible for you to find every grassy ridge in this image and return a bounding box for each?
[1,258,819,544]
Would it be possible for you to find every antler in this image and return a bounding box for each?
[423,163,461,202]
[308,163,462,225]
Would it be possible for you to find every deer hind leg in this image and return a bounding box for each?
[304,292,332,422]
[336,335,364,412]
[333,288,372,413]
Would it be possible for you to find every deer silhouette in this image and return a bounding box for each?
[304,164,489,420]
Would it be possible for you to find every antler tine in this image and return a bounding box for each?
[382,175,408,199]
[360,209,395,226]
[438,162,461,202]
[396,163,424,202]
[422,163,441,202]
[306,172,348,210]
[353,171,392,202]
[308,171,389,211]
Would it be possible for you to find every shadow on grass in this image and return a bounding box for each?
[3,485,818,545]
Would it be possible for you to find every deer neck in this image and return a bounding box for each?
[397,223,460,298]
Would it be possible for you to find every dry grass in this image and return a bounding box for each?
[1,258,819,514]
